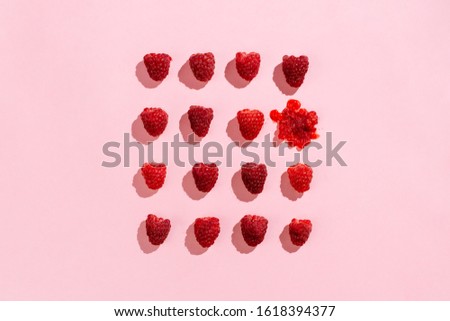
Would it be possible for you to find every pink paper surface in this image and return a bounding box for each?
[1,0,449,300]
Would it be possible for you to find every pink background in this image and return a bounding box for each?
[1,0,450,300]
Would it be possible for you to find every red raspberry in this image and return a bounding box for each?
[141,163,167,190]
[140,107,168,137]
[270,99,318,149]
[189,52,215,81]
[146,214,171,245]
[192,163,219,193]
[241,163,267,194]
[289,219,312,246]
[287,163,313,193]
[194,217,220,248]
[143,53,172,81]
[188,105,214,137]
[237,109,264,140]
[282,55,309,88]
[235,52,261,81]
[240,215,268,247]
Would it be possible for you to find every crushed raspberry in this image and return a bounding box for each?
[270,99,318,149]
[269,110,282,122]
[287,99,301,110]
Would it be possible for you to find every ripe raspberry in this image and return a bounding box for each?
[146,214,171,245]
[192,163,219,193]
[270,99,318,150]
[188,105,214,137]
[140,107,168,137]
[289,219,312,246]
[194,217,220,248]
[287,163,313,193]
[282,55,309,88]
[143,53,172,81]
[141,163,167,190]
[241,163,267,194]
[235,52,261,81]
[237,109,264,140]
[189,52,215,81]
[240,215,268,247]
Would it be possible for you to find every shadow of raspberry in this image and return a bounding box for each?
[182,170,208,200]
[135,60,162,89]
[178,60,207,90]
[279,224,301,253]
[226,117,253,147]
[178,112,202,145]
[184,223,208,255]
[132,168,159,198]
[273,63,299,96]
[280,171,303,201]
[131,115,159,144]
[231,169,258,202]
[224,58,250,89]
[231,222,255,254]
[137,220,160,254]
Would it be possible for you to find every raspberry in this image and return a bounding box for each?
[143,53,172,81]
[237,109,264,140]
[140,107,168,137]
[241,163,267,194]
[282,55,309,88]
[270,99,318,149]
[194,217,220,248]
[287,163,313,193]
[146,214,171,245]
[141,163,167,190]
[188,105,214,137]
[235,52,261,81]
[240,215,268,247]
[189,52,215,81]
[192,163,219,193]
[289,219,312,246]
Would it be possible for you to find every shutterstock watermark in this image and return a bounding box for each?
[101,132,347,168]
